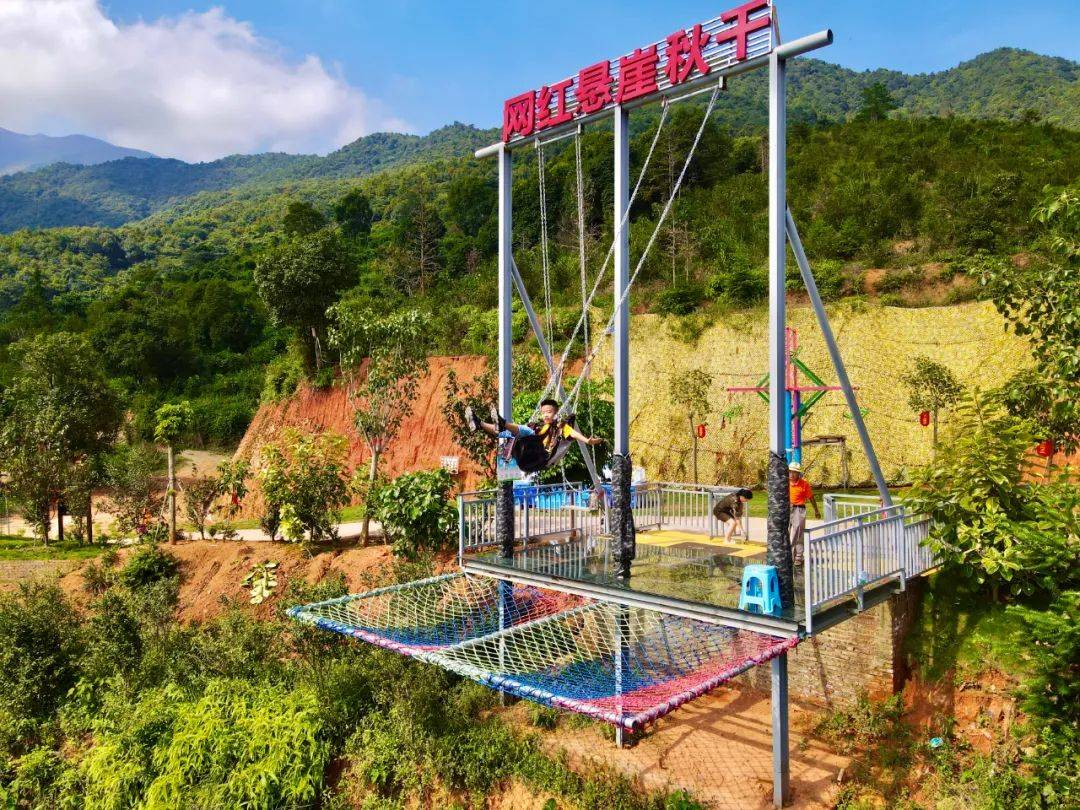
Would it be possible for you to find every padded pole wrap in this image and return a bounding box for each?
[497,481,515,558]
[611,452,636,578]
[766,451,794,608]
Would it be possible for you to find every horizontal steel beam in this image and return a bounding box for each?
[475,29,833,158]
[463,558,800,637]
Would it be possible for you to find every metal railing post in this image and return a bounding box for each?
[458,495,466,563]
[804,526,813,634]
[855,524,864,611]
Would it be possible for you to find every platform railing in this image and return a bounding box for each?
[458,482,607,560]
[802,504,935,633]
[458,480,755,560]
[648,483,751,540]
[822,492,909,522]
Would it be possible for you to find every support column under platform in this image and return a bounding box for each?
[771,652,790,807]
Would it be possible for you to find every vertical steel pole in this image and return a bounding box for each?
[785,210,893,507]
[496,145,514,704]
[767,52,795,608]
[498,144,514,426]
[614,106,630,461]
[771,653,790,807]
[613,105,634,577]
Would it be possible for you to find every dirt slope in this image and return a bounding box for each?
[58,540,417,623]
[235,355,488,513]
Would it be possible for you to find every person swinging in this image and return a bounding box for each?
[466,398,603,474]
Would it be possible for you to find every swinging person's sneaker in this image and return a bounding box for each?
[490,404,506,432]
[464,405,480,432]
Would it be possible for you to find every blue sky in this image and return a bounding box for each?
[103,0,1080,135]
[2,1,1076,160]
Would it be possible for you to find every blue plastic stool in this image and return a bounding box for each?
[739,564,782,616]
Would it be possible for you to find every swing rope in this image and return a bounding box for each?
[574,129,598,471]
[528,99,673,421]
[558,84,720,417]
[537,142,555,349]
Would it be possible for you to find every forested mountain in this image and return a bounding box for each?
[0,48,1075,234]
[1,112,1076,446]
[0,124,495,232]
[0,128,154,176]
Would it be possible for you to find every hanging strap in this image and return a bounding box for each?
[536,142,555,348]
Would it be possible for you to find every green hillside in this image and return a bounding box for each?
[0,123,494,232]
[0,112,1076,447]
[0,49,1076,234]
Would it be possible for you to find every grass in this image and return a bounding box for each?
[906,574,1034,682]
[0,535,109,561]
[742,485,909,519]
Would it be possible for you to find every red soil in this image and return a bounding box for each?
[234,355,490,514]
[57,540,453,624]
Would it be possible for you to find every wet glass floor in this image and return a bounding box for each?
[469,530,807,622]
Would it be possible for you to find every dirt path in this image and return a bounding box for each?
[0,559,82,591]
[514,687,848,809]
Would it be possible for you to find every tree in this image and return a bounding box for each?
[256,430,352,547]
[253,230,353,371]
[282,201,327,238]
[392,185,445,294]
[329,306,430,542]
[975,182,1080,454]
[906,390,1078,599]
[154,401,192,543]
[105,444,165,539]
[0,333,121,543]
[183,469,221,542]
[855,82,897,122]
[902,356,962,457]
[333,189,374,240]
[669,369,712,484]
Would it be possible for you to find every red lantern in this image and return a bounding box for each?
[919,410,931,427]
[696,423,707,439]
[1035,440,1056,458]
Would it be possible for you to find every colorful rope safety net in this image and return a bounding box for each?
[289,574,798,730]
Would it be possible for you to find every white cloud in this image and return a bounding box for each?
[0,0,410,161]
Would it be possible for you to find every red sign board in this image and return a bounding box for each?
[502,1,774,143]
[919,410,930,427]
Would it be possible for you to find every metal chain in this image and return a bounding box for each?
[574,130,597,465]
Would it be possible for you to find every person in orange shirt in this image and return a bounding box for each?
[788,462,820,565]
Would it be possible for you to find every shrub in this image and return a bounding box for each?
[257,430,352,546]
[262,347,305,403]
[105,444,165,538]
[907,390,1079,596]
[83,590,144,681]
[142,679,330,809]
[654,284,704,316]
[707,263,767,306]
[370,469,457,559]
[0,583,82,722]
[119,546,179,590]
[183,469,222,541]
[810,258,846,301]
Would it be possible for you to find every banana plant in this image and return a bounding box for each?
[241,561,279,605]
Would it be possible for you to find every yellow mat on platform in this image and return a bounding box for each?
[636,529,765,558]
